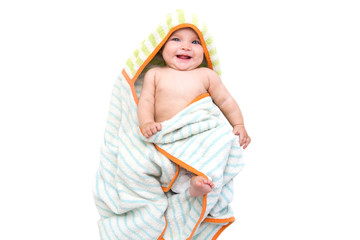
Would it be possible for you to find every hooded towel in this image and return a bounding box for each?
[93,10,245,240]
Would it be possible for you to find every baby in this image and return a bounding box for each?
[137,27,251,197]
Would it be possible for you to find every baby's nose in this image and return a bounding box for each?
[180,44,191,51]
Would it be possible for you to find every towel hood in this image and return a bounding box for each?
[121,9,221,103]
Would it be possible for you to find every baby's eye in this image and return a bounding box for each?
[171,38,180,42]
[192,40,201,45]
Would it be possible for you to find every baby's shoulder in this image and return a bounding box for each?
[196,67,217,75]
[145,67,161,75]
[196,67,219,80]
[144,67,164,80]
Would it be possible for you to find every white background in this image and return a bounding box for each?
[1,0,359,239]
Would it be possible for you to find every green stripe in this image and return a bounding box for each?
[166,14,173,30]
[157,25,166,39]
[212,58,220,67]
[192,13,198,26]
[148,33,157,48]
[136,57,144,67]
[133,49,139,58]
[177,9,185,24]
[209,48,217,57]
[202,23,208,36]
[205,36,214,46]
[141,44,151,57]
[126,59,136,76]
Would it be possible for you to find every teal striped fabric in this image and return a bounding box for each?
[141,96,245,239]
[93,10,244,240]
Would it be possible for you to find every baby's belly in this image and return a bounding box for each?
[154,89,208,122]
[155,99,189,122]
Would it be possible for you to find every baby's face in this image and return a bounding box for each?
[162,28,204,71]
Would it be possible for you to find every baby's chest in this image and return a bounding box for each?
[156,77,206,97]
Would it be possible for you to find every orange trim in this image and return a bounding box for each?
[157,214,167,240]
[155,145,207,179]
[122,69,139,104]
[139,126,144,136]
[161,164,180,192]
[159,217,234,240]
[186,92,210,107]
[203,217,235,223]
[211,222,234,240]
[187,194,207,240]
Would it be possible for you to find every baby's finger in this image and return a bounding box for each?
[146,130,152,138]
[147,127,155,135]
[243,137,251,149]
[156,123,162,131]
[239,136,245,146]
[242,137,247,149]
[144,131,149,138]
[150,126,158,134]
[237,135,241,145]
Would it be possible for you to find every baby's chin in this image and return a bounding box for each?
[170,65,200,71]
[169,60,203,71]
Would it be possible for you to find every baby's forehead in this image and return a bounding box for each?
[170,27,200,39]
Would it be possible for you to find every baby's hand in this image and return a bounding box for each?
[141,122,162,138]
[232,125,251,149]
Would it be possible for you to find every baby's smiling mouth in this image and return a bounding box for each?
[176,55,191,59]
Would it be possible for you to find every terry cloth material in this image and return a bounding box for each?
[93,9,245,240]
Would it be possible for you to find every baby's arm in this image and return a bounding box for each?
[137,68,162,138]
[206,70,251,149]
